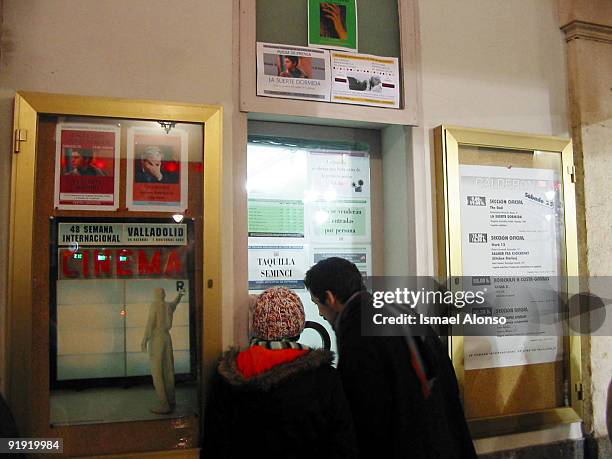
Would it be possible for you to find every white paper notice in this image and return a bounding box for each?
[312,246,372,277]
[257,42,330,102]
[308,150,370,199]
[330,52,399,108]
[248,246,307,291]
[460,165,564,370]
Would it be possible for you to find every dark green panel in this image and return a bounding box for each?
[257,0,309,46]
[256,0,400,58]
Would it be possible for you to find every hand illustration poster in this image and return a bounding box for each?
[127,128,188,212]
[308,0,358,52]
[54,124,120,210]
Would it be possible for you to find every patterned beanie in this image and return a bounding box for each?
[252,287,305,340]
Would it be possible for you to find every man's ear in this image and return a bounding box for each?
[325,290,341,312]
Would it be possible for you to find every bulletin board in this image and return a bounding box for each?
[434,126,583,437]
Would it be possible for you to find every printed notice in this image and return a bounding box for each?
[248,199,305,238]
[308,150,370,198]
[460,165,564,370]
[58,223,188,246]
[257,42,331,102]
[330,52,400,108]
[248,246,307,290]
[312,246,372,277]
[309,199,370,243]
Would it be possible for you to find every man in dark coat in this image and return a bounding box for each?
[202,287,357,458]
[304,257,477,459]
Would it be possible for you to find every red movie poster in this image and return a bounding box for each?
[127,128,188,212]
[54,124,120,210]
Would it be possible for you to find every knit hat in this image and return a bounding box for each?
[252,287,305,340]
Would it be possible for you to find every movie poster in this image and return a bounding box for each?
[257,42,331,101]
[54,124,120,210]
[126,128,188,212]
[308,0,358,52]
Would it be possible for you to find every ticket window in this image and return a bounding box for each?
[246,121,383,352]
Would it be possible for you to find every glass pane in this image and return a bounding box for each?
[247,137,373,354]
[457,146,569,418]
[35,115,203,426]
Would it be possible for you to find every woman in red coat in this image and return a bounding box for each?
[202,287,357,459]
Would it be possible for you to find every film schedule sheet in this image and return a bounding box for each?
[460,165,564,370]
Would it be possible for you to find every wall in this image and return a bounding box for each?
[416,0,579,454]
[419,0,568,135]
[0,0,609,455]
[561,1,612,453]
[0,0,240,393]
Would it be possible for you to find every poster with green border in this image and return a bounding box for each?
[308,0,358,52]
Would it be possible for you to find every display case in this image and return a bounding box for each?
[7,92,222,457]
[434,125,582,437]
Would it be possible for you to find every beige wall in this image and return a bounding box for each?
[0,0,240,391]
[419,0,568,135]
[0,0,609,452]
[562,3,612,442]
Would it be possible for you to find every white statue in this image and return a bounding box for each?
[141,287,185,414]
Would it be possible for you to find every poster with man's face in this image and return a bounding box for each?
[54,124,120,210]
[126,128,188,212]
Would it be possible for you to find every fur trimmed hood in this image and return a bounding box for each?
[218,347,334,392]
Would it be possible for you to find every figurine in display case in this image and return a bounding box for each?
[141,287,185,414]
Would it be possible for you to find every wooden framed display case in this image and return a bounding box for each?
[7,91,223,457]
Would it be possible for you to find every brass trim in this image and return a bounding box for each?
[469,407,582,439]
[8,91,224,449]
[433,125,583,436]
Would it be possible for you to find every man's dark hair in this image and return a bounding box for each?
[286,55,299,65]
[304,257,365,304]
[75,148,94,160]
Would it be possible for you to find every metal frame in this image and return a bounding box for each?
[433,125,582,437]
[8,91,223,456]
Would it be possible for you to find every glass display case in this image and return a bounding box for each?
[8,92,222,456]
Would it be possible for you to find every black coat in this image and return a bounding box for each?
[202,348,358,459]
[336,292,477,459]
